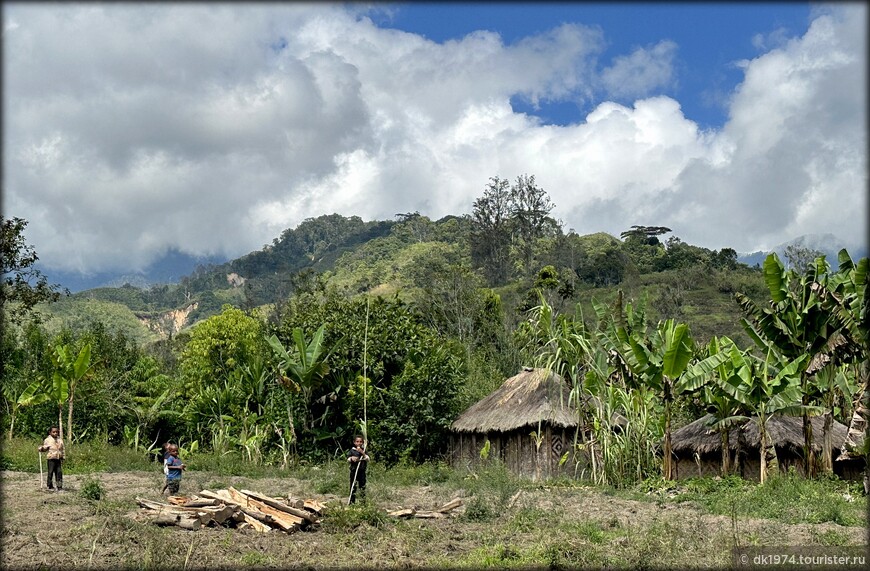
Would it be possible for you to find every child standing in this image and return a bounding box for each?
[38,426,65,491]
[347,435,370,504]
[163,444,186,495]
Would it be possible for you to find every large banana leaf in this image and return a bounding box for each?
[763,253,789,303]
[662,321,693,380]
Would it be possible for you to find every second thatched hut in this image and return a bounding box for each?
[449,367,579,480]
[670,414,860,481]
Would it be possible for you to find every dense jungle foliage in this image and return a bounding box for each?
[2,176,867,487]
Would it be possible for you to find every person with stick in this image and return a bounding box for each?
[37,426,64,492]
[347,435,370,504]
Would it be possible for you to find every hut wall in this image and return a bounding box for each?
[449,425,582,480]
[834,459,866,482]
[674,452,729,479]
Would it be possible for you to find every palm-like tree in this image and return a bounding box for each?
[736,253,852,477]
[596,292,728,480]
[812,249,869,489]
[266,325,331,434]
[701,336,748,476]
[715,346,818,483]
[18,342,92,442]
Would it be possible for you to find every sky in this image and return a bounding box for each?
[3,2,867,278]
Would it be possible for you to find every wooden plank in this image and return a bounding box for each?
[241,490,316,523]
[199,490,236,505]
[226,489,301,531]
[239,512,271,533]
[387,508,416,518]
[436,498,462,513]
[413,511,446,519]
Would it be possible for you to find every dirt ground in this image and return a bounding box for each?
[1,469,867,570]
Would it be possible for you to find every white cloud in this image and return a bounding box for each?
[3,3,865,276]
[600,40,678,100]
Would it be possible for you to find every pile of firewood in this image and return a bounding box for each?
[134,486,324,533]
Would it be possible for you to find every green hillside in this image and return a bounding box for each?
[33,211,767,346]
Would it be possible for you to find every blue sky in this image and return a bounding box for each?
[3,2,865,278]
[381,3,814,128]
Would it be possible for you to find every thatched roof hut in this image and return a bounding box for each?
[450,368,580,480]
[670,414,861,481]
[451,367,577,433]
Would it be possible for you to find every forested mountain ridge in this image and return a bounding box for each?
[37,207,768,349]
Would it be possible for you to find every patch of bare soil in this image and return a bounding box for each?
[1,471,866,570]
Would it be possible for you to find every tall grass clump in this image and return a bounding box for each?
[584,384,661,488]
[461,459,520,522]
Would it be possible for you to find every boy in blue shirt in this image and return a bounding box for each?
[164,444,186,495]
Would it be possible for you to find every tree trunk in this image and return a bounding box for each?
[663,401,673,480]
[721,429,731,476]
[67,386,75,445]
[760,418,778,484]
[58,406,64,442]
[802,392,814,478]
[821,410,833,474]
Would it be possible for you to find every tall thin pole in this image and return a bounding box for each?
[348,299,370,505]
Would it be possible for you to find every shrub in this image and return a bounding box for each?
[80,476,105,501]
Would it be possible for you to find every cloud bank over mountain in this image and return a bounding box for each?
[4,4,866,274]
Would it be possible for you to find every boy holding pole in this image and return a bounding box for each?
[37,426,64,491]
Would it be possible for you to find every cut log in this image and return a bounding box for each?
[286,496,306,509]
[387,508,416,518]
[413,511,446,519]
[436,498,463,513]
[153,513,202,530]
[199,504,236,525]
[166,496,192,506]
[237,496,304,529]
[303,499,325,515]
[199,490,237,505]
[180,498,221,508]
[241,490,317,523]
[239,512,272,533]
[226,486,251,506]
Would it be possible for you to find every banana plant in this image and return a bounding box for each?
[596,294,729,479]
[700,336,749,476]
[715,346,819,483]
[18,342,92,443]
[266,325,331,433]
[812,249,869,487]
[737,252,854,476]
[123,388,180,454]
[811,364,857,472]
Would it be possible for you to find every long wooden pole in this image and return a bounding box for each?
[348,299,370,506]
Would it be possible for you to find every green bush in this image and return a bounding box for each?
[322,501,390,531]
[462,495,495,522]
[80,476,106,501]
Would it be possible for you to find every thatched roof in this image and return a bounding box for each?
[670,414,848,456]
[451,368,578,433]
